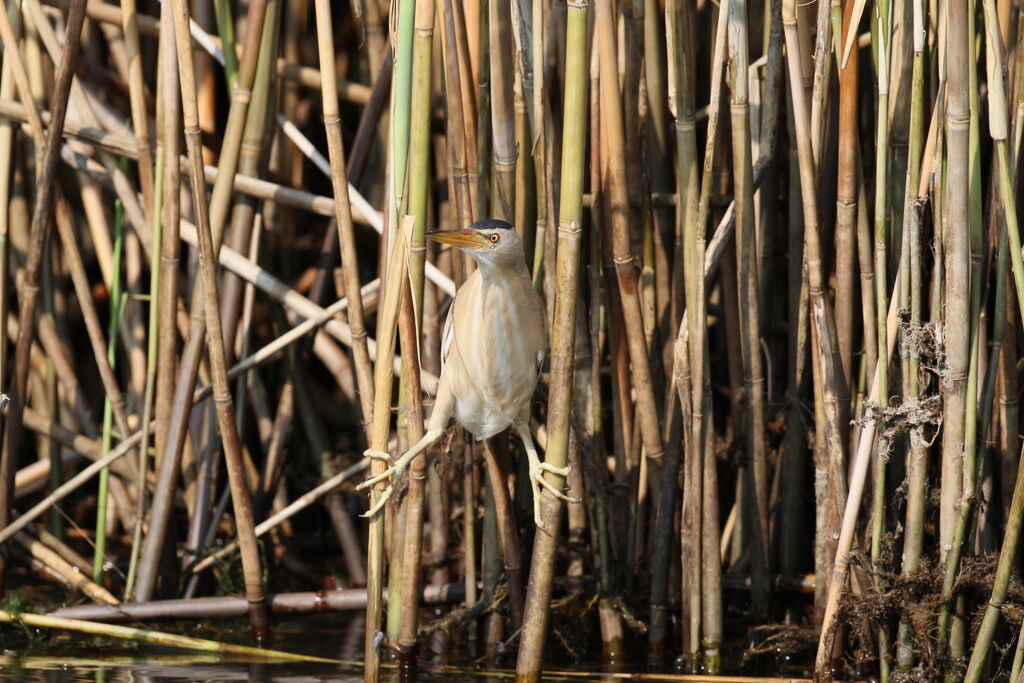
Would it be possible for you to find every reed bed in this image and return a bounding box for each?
[1,0,1024,681]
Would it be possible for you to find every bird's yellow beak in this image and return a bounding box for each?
[426,229,489,249]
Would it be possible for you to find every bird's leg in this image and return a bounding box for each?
[514,419,581,530]
[357,429,443,517]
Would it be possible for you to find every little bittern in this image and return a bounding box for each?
[357,219,577,528]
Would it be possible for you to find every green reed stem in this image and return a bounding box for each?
[93,194,126,585]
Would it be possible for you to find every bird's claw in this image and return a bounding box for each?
[537,461,572,477]
[363,448,392,462]
[528,463,582,530]
[356,449,409,517]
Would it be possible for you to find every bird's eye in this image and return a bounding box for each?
[489,233,500,243]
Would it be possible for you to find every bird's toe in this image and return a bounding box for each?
[356,467,394,491]
[360,484,395,517]
[538,461,571,477]
[363,449,392,462]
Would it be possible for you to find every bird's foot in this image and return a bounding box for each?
[363,449,392,463]
[356,449,409,517]
[528,462,582,531]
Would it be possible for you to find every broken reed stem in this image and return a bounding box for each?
[0,610,339,663]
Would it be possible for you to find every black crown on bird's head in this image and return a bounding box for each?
[469,218,514,233]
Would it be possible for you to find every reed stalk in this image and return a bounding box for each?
[0,0,86,592]
[963,2,1024,675]
[782,0,861,668]
[937,0,970,640]
[133,0,270,603]
[93,197,126,586]
[728,0,769,617]
[218,2,280,364]
[595,0,664,474]
[658,0,705,664]
[392,0,436,655]
[439,0,476,244]
[489,0,517,221]
[895,3,927,667]
[363,218,413,682]
[870,0,893,672]
[119,0,153,223]
[0,611,339,663]
[165,0,272,643]
[313,0,375,423]
[0,0,24,395]
[936,3,985,665]
[515,0,588,676]
[153,0,180,473]
[834,0,859,393]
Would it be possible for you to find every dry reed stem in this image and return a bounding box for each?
[0,0,87,592]
[515,0,589,676]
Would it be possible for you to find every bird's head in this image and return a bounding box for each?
[426,219,524,267]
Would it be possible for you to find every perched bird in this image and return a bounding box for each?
[357,219,577,528]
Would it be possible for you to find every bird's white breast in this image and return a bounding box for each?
[442,268,545,439]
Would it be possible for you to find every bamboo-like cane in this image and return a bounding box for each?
[781,0,862,669]
[0,0,25,394]
[0,0,86,592]
[218,4,279,366]
[595,0,664,474]
[132,0,269,603]
[393,0,435,654]
[363,217,413,682]
[0,0,138,478]
[164,0,272,644]
[93,197,126,585]
[834,0,860,393]
[895,0,928,669]
[439,0,476,242]
[808,0,834,165]
[936,0,970,629]
[869,0,894,672]
[936,0,983,663]
[963,0,1024,676]
[119,0,153,223]
[13,531,118,605]
[515,0,588,677]
[489,0,517,221]
[313,0,375,424]
[654,0,704,664]
[728,0,770,618]
[153,0,180,476]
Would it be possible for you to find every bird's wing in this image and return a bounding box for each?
[440,298,456,375]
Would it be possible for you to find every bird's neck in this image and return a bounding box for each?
[475,256,529,286]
